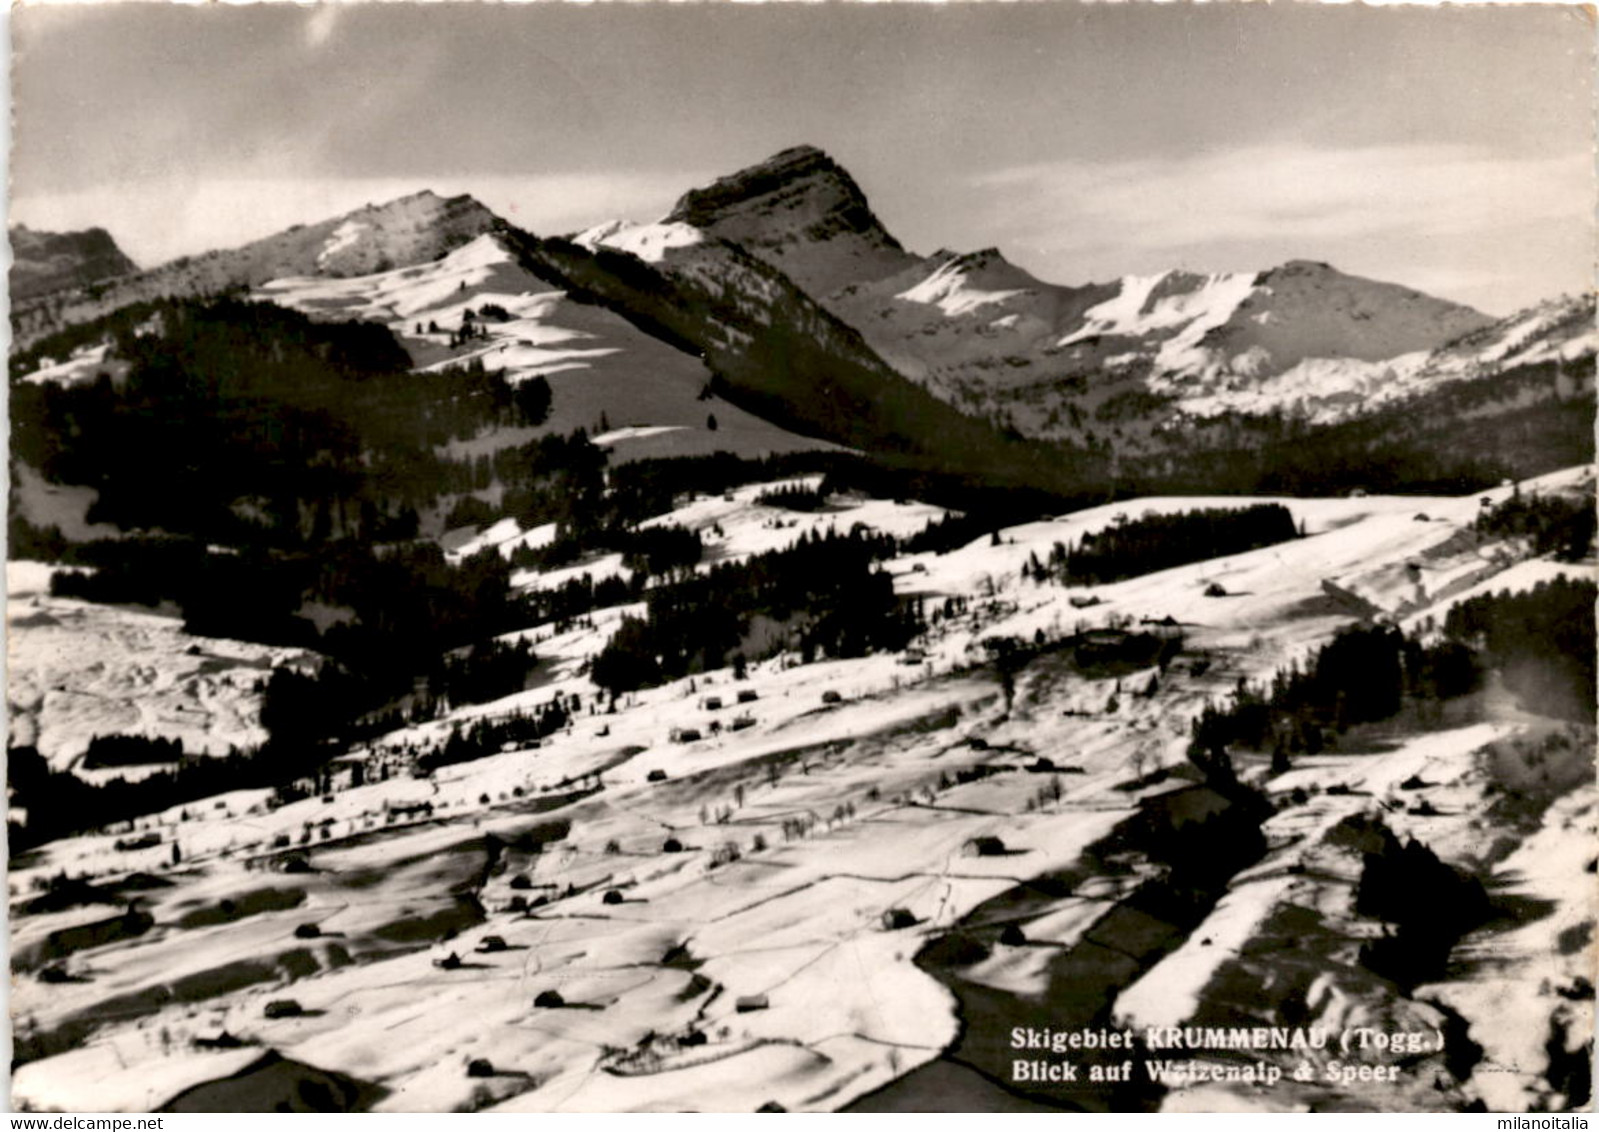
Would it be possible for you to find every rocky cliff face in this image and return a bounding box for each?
[665,145,920,298]
[10,225,138,302]
[615,148,1519,440]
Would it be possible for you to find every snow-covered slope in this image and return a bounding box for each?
[580,147,1520,443]
[573,220,703,264]
[12,225,835,471]
[252,232,834,465]
[1161,292,1598,423]
[11,192,501,351]
[10,469,1594,1113]
[6,563,316,775]
[826,256,1496,433]
[894,249,1035,318]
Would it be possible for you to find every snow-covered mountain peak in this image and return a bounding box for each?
[572,219,703,263]
[10,191,505,350]
[571,219,631,247]
[1261,258,1336,279]
[1424,291,1597,376]
[894,247,1044,318]
[665,145,880,235]
[942,247,1037,284]
[663,145,918,296]
[1209,260,1493,364]
[302,190,501,278]
[1151,290,1595,424]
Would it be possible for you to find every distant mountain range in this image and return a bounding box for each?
[578,145,1592,435]
[11,145,1593,496]
[651,147,1500,418]
[10,192,498,348]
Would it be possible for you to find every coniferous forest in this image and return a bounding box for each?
[4,71,1597,1115]
[1050,503,1301,586]
[1189,576,1597,770]
[590,526,916,695]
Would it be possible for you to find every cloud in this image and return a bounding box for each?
[977,143,1589,253]
[967,143,1591,311]
[8,171,710,269]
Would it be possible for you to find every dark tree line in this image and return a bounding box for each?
[312,541,520,679]
[1190,624,1477,771]
[754,484,828,511]
[604,450,866,525]
[1443,576,1596,721]
[8,731,340,853]
[515,572,644,630]
[616,525,703,577]
[11,298,556,551]
[444,495,500,531]
[496,431,607,534]
[590,526,918,694]
[1046,503,1301,586]
[51,539,321,648]
[430,638,540,710]
[1351,816,1490,990]
[900,512,997,556]
[1190,577,1597,774]
[49,535,526,672]
[416,699,571,773]
[501,520,702,581]
[80,734,186,769]
[1474,487,1595,562]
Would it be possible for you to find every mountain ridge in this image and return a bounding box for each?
[583,146,1566,439]
[10,224,139,303]
[12,148,1591,489]
[10,191,499,351]
[663,144,921,298]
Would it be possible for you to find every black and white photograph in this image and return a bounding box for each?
[5,0,1595,1114]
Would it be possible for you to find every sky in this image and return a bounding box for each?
[8,2,1594,316]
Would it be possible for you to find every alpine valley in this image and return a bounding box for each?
[8,147,1594,1114]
